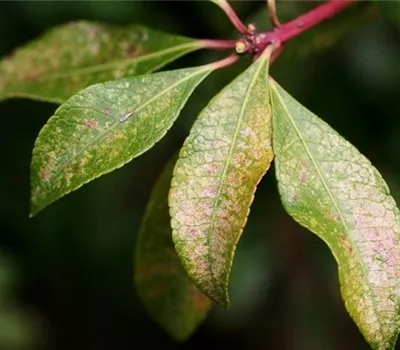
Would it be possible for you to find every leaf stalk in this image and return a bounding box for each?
[210,0,249,34]
[199,39,236,50]
[236,0,357,57]
[267,0,281,28]
[210,54,240,70]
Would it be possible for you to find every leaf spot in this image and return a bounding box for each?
[300,161,308,184]
[126,44,142,58]
[27,70,42,82]
[40,170,50,182]
[339,235,354,255]
[84,119,98,128]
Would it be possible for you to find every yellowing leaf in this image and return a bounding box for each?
[169,49,274,306]
[270,79,400,350]
[0,21,203,103]
[135,156,211,341]
[30,62,219,216]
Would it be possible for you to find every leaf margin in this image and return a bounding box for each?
[269,77,400,350]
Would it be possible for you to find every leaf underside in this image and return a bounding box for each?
[0,21,201,103]
[169,50,274,306]
[135,155,211,342]
[270,79,400,350]
[30,64,215,216]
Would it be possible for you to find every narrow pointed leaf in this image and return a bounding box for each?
[169,50,274,306]
[0,21,203,103]
[30,63,217,216]
[135,156,211,341]
[270,79,400,350]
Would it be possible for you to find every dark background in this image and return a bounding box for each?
[1,1,400,349]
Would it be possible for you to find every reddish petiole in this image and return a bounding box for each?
[204,0,358,63]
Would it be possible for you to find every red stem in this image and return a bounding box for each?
[199,39,236,50]
[210,0,249,34]
[219,2,249,34]
[255,0,357,53]
[210,54,240,70]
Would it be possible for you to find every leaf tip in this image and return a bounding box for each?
[220,297,230,309]
[29,205,38,218]
[206,286,230,309]
[29,199,41,218]
[167,327,195,343]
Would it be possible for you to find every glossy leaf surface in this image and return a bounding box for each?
[30,64,215,216]
[135,156,211,341]
[271,79,400,350]
[0,21,202,103]
[169,50,274,306]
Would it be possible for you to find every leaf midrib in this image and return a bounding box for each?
[207,56,268,296]
[5,41,200,85]
[270,80,383,335]
[39,65,212,196]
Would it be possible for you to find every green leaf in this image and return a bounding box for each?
[270,79,400,350]
[376,2,400,32]
[0,21,204,103]
[169,49,274,307]
[135,155,211,341]
[30,63,219,216]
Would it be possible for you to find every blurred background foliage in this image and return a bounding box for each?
[0,1,399,349]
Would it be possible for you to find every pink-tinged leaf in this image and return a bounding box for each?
[0,21,203,103]
[270,79,400,350]
[169,49,274,306]
[30,62,219,216]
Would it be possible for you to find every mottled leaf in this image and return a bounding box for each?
[376,1,400,32]
[135,156,211,341]
[30,62,221,216]
[0,21,204,103]
[270,79,400,350]
[169,49,274,306]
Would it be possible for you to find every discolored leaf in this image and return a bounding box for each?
[0,21,204,103]
[376,1,400,32]
[30,61,223,216]
[270,79,400,350]
[135,156,211,341]
[169,49,274,306]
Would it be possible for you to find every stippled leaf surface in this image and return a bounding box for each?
[0,21,203,103]
[169,50,274,306]
[30,63,217,216]
[135,156,211,341]
[270,79,400,350]
[376,2,400,32]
